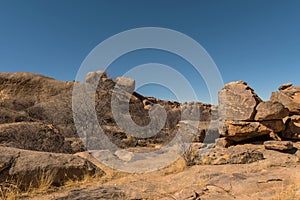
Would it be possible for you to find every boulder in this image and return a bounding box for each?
[283,115,300,140]
[254,101,289,121]
[219,120,285,142]
[0,146,104,188]
[218,81,262,121]
[115,77,135,94]
[192,146,264,165]
[271,83,300,115]
[264,141,293,151]
[0,122,73,153]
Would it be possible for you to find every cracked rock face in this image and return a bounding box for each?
[254,101,289,121]
[218,81,262,121]
[271,83,300,115]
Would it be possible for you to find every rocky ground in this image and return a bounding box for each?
[0,72,300,199]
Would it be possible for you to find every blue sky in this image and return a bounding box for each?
[0,0,299,103]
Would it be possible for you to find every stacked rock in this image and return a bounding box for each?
[218,81,289,143]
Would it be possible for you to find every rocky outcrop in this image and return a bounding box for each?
[0,72,221,151]
[271,83,300,115]
[0,146,104,188]
[0,122,73,153]
[266,83,300,140]
[218,81,286,142]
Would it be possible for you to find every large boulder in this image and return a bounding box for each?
[218,81,262,121]
[254,101,289,121]
[219,120,285,142]
[0,146,104,188]
[283,115,300,140]
[271,83,300,115]
[0,122,73,153]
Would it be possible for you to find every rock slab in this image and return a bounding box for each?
[192,146,264,165]
[0,146,104,188]
[264,141,293,151]
[219,120,285,142]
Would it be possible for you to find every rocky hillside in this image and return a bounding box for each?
[1,72,300,199]
[0,72,217,152]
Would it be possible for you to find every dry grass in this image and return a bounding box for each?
[0,181,20,200]
[0,170,57,200]
[0,169,106,200]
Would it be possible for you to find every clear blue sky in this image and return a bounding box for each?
[0,0,299,103]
